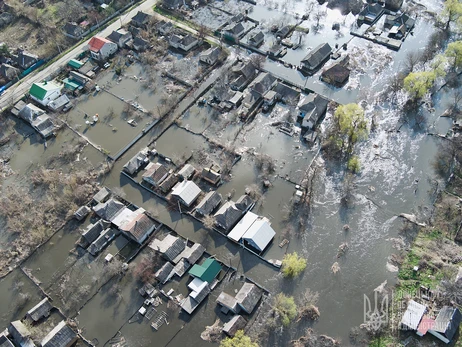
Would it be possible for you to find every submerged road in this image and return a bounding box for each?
[0,0,222,112]
[0,0,158,111]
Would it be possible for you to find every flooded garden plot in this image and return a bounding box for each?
[189,5,233,31]
[0,269,43,328]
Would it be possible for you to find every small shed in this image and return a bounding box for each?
[0,335,14,347]
[26,298,53,322]
[171,180,202,207]
[149,234,186,262]
[155,261,175,284]
[178,164,196,180]
[173,243,205,265]
[201,167,221,185]
[400,300,426,331]
[8,321,31,346]
[216,292,239,314]
[188,258,221,283]
[223,315,247,337]
[68,59,83,69]
[235,283,262,314]
[235,195,253,211]
[93,187,111,204]
[74,205,91,221]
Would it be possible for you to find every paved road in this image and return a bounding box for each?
[0,0,159,110]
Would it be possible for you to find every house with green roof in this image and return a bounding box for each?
[188,258,221,283]
[29,81,62,106]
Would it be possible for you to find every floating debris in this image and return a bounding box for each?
[331,262,340,274]
[127,119,138,127]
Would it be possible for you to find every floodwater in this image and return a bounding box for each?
[0,0,455,345]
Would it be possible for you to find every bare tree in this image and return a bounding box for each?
[250,54,266,70]
[404,51,420,73]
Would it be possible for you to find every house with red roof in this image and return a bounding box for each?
[88,36,118,61]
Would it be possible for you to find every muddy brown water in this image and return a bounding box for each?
[0,1,456,345]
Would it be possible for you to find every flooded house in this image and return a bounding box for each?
[82,219,112,245]
[123,148,150,175]
[29,81,62,107]
[418,307,462,344]
[181,277,211,314]
[222,22,245,41]
[150,234,186,262]
[132,37,150,52]
[229,61,257,91]
[155,261,175,284]
[300,43,332,75]
[178,163,196,180]
[0,335,14,347]
[321,58,350,87]
[223,315,247,337]
[130,11,152,28]
[228,211,259,242]
[235,195,254,212]
[201,167,221,185]
[248,72,277,99]
[120,212,157,244]
[172,243,205,277]
[248,31,264,47]
[169,33,199,52]
[216,282,262,314]
[196,191,222,216]
[241,217,276,252]
[88,36,118,61]
[16,50,38,70]
[88,228,118,255]
[159,173,179,194]
[156,20,174,36]
[274,82,300,104]
[63,22,84,40]
[199,47,221,65]
[41,321,78,347]
[26,298,53,323]
[12,101,56,138]
[357,3,385,26]
[171,180,202,207]
[275,25,291,39]
[142,162,170,187]
[385,13,415,39]
[297,94,329,129]
[235,283,262,314]
[214,201,243,232]
[93,198,126,223]
[188,257,222,284]
[0,63,19,81]
[107,28,132,48]
[8,321,34,347]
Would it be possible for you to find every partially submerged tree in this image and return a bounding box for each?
[220,330,258,347]
[250,54,266,70]
[439,0,462,31]
[403,71,437,100]
[445,41,462,70]
[273,293,297,326]
[281,252,307,278]
[331,103,368,155]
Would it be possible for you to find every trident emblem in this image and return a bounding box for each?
[364,291,389,331]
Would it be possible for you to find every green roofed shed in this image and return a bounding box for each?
[63,78,80,91]
[188,258,221,283]
[68,59,84,69]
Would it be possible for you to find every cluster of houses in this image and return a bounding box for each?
[400,300,461,344]
[352,3,416,50]
[75,187,160,256]
[0,48,39,84]
[0,298,78,347]
[121,146,281,255]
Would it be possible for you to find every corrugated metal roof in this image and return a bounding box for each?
[172,181,202,207]
[400,300,426,331]
[228,211,259,242]
[242,218,275,252]
[41,321,77,347]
